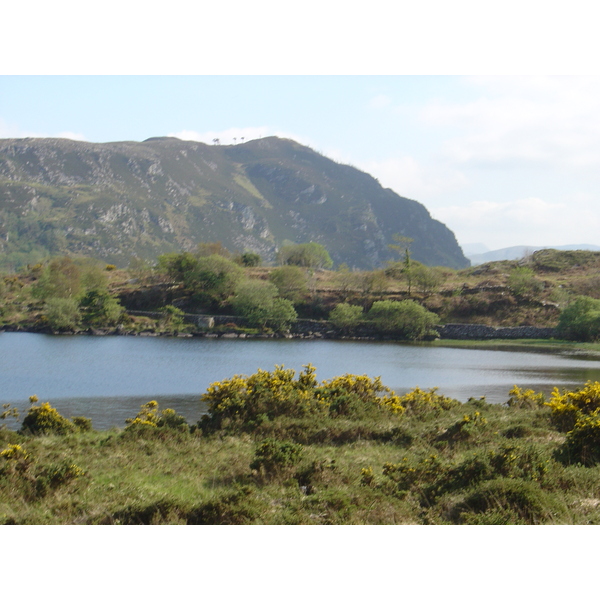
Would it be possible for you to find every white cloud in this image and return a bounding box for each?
[360,155,469,201]
[419,76,600,170]
[433,196,600,249]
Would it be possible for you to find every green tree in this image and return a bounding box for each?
[232,280,297,331]
[277,242,333,269]
[184,254,244,307]
[33,256,82,299]
[239,252,262,267]
[157,252,198,282]
[367,299,439,340]
[329,303,363,332]
[44,297,81,330]
[388,235,414,293]
[79,289,124,327]
[268,266,308,303]
[557,296,600,341]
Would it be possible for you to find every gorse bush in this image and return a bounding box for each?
[21,402,77,436]
[546,381,600,432]
[199,365,405,431]
[507,385,546,409]
[125,401,189,432]
[396,387,459,418]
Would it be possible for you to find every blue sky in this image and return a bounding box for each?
[2,4,599,254]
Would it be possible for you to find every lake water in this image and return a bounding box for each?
[2,332,600,430]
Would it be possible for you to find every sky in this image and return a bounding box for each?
[1,3,599,255]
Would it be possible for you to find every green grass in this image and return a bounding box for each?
[3,385,600,525]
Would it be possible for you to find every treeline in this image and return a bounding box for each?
[1,243,600,341]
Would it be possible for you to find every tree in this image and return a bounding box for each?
[334,263,360,302]
[388,235,414,294]
[44,297,81,330]
[33,256,81,299]
[239,252,262,267]
[367,299,439,340]
[557,296,600,341]
[268,266,308,303]
[277,242,333,269]
[79,289,124,327]
[232,280,297,331]
[329,303,363,332]
[185,254,244,306]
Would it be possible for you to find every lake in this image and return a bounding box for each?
[2,332,600,430]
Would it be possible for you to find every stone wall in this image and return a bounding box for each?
[437,323,556,340]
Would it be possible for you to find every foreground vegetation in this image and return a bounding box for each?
[3,368,600,524]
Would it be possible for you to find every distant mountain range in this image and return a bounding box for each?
[0,136,469,270]
[466,244,600,265]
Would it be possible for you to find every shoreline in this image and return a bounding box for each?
[2,323,600,359]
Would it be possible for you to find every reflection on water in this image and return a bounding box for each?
[2,332,600,430]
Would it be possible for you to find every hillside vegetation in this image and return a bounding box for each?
[1,247,600,337]
[0,136,468,271]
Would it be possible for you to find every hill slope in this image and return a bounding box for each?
[0,136,469,270]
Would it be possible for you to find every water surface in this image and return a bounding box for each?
[2,332,600,429]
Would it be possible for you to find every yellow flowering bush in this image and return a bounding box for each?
[200,365,407,430]
[0,444,30,461]
[563,409,600,465]
[125,401,188,432]
[21,402,77,436]
[546,381,600,432]
[318,374,405,416]
[507,385,546,409]
[397,386,459,416]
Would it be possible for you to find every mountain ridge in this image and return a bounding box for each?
[0,136,469,271]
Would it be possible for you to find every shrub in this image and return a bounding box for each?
[556,296,600,341]
[43,297,81,330]
[454,478,565,525]
[200,365,405,431]
[545,381,600,432]
[72,416,93,432]
[268,266,308,303]
[232,280,297,331]
[507,266,543,297]
[328,303,363,332]
[20,402,77,436]
[318,373,405,415]
[398,386,459,416]
[277,242,333,269]
[239,252,262,267]
[367,299,439,340]
[125,401,189,432]
[250,438,304,480]
[507,385,545,409]
[563,410,600,465]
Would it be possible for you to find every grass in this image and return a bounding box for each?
[3,377,600,525]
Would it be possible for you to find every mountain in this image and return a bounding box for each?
[467,244,600,266]
[0,136,469,270]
